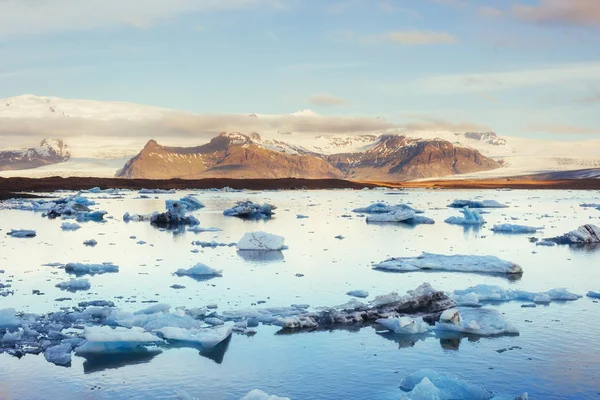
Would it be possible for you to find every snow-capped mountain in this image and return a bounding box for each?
[0,139,70,171]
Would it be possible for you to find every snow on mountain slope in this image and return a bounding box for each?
[0,158,129,178]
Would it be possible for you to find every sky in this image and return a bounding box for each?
[0,0,599,141]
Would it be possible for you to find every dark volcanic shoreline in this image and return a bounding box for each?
[1,175,600,199]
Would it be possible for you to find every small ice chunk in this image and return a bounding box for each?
[445,207,486,226]
[449,199,507,208]
[240,389,291,400]
[536,240,556,247]
[187,226,221,233]
[400,377,441,400]
[366,209,415,223]
[44,343,72,366]
[435,308,519,336]
[401,370,493,400]
[61,222,81,231]
[75,326,162,354]
[346,290,369,298]
[224,201,276,219]
[296,214,308,219]
[237,232,286,251]
[55,278,91,291]
[0,308,20,328]
[6,229,36,238]
[587,291,600,299]
[175,263,222,278]
[375,253,522,275]
[83,239,98,246]
[157,325,232,348]
[65,262,119,276]
[353,203,423,214]
[491,224,540,234]
[376,316,430,335]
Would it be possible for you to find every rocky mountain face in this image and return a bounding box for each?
[117,133,500,181]
[0,139,70,171]
[116,134,343,179]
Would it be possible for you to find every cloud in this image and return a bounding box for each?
[577,93,600,103]
[415,61,600,93]
[528,124,600,135]
[398,114,493,132]
[479,7,504,18]
[512,0,600,28]
[277,62,365,73]
[0,0,285,36]
[308,94,349,106]
[361,30,458,45]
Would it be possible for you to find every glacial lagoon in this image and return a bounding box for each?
[1,188,600,399]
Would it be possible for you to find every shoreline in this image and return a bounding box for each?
[1,176,600,199]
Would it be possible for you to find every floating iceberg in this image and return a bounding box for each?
[366,209,415,223]
[445,207,486,226]
[157,325,232,349]
[123,212,153,222]
[400,369,494,400]
[237,232,286,251]
[545,224,600,244]
[435,308,519,336]
[166,195,205,212]
[223,201,276,219]
[0,308,20,328]
[374,253,522,275]
[580,203,600,210]
[175,263,222,278]
[42,193,106,221]
[451,285,581,306]
[55,278,91,291]
[6,229,36,238]
[491,224,541,234]
[61,222,81,231]
[83,239,98,246]
[536,240,556,247]
[448,199,507,208]
[346,290,369,298]
[44,343,72,366]
[587,291,600,299]
[64,262,119,276]
[376,316,430,335]
[192,241,236,248]
[151,200,200,226]
[139,189,176,194]
[187,226,221,233]
[76,210,107,222]
[353,203,424,214]
[75,326,162,354]
[241,390,291,400]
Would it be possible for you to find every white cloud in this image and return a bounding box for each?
[365,30,458,45]
[415,61,600,94]
[479,7,504,18]
[308,94,349,106]
[528,124,600,135]
[513,0,600,28]
[0,0,285,36]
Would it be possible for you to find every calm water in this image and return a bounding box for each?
[1,188,600,399]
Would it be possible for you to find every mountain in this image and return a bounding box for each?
[117,133,499,181]
[116,133,343,179]
[0,139,70,171]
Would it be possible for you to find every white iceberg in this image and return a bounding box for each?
[435,308,519,336]
[366,209,415,223]
[175,263,223,278]
[353,203,424,214]
[240,389,291,400]
[491,224,541,234]
[44,343,72,366]
[55,278,91,291]
[451,285,581,306]
[546,224,600,244]
[157,324,233,348]
[374,253,522,275]
[400,369,494,400]
[6,229,36,238]
[237,232,286,251]
[75,326,162,354]
[167,195,204,211]
[64,262,119,276]
[346,290,369,298]
[448,199,507,208]
[223,201,276,219]
[61,222,81,231]
[376,316,430,335]
[445,207,486,226]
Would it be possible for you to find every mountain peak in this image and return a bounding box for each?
[144,139,160,149]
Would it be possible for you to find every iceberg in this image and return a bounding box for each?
[151,200,200,226]
[451,285,581,306]
[240,390,291,400]
[139,189,176,194]
[448,199,507,208]
[43,343,72,366]
[166,195,204,211]
[175,263,223,278]
[76,210,107,222]
[6,229,36,238]
[353,203,424,214]
[546,224,600,244]
[237,232,286,251]
[223,201,277,219]
[83,239,98,246]
[157,324,233,349]
[0,308,20,328]
[587,291,600,299]
[435,308,519,336]
[400,369,494,400]
[445,207,486,225]
[61,222,81,231]
[192,241,236,248]
[75,326,162,354]
[123,212,153,222]
[55,278,91,291]
[491,224,541,234]
[346,290,369,298]
[376,316,430,335]
[366,209,415,223]
[374,253,523,275]
[64,262,119,276]
[187,226,221,233]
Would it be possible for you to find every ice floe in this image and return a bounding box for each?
[241,389,290,400]
[445,207,486,225]
[400,369,494,400]
[491,224,541,234]
[448,199,507,208]
[61,222,81,231]
[451,285,581,307]
[366,209,415,223]
[353,203,424,214]
[150,200,200,226]
[55,278,91,291]
[83,239,98,246]
[167,195,205,211]
[546,224,600,244]
[192,240,236,248]
[223,201,276,219]
[237,232,286,251]
[587,291,600,299]
[64,262,119,276]
[6,229,36,238]
[187,226,221,233]
[139,189,176,194]
[175,263,223,278]
[157,325,232,348]
[75,326,162,354]
[346,290,369,298]
[0,309,20,328]
[43,343,72,366]
[376,316,430,335]
[435,308,519,336]
[374,253,523,275]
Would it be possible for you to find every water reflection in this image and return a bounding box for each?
[568,243,600,254]
[237,250,285,263]
[81,349,162,374]
[375,331,429,349]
